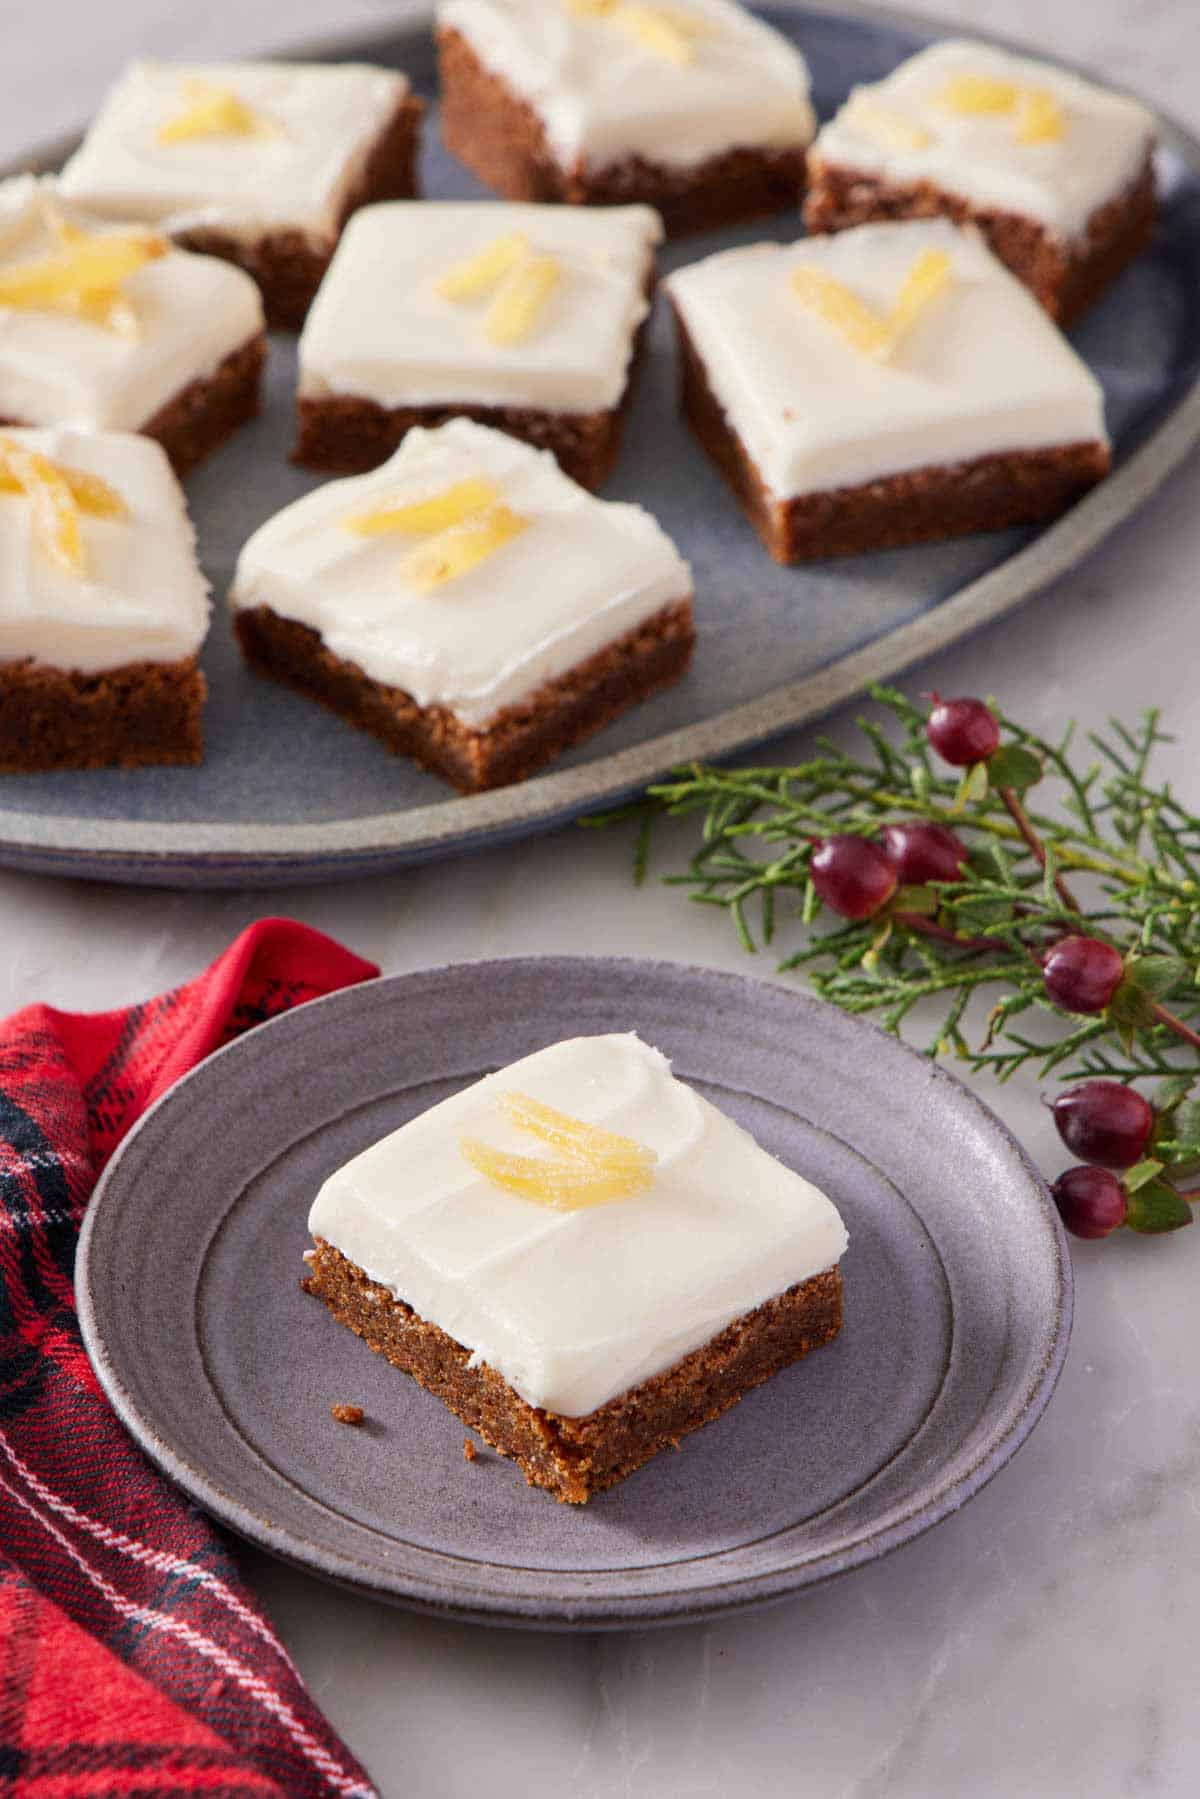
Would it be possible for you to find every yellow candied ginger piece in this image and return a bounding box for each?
[1015,88,1065,144]
[484,253,562,347]
[0,435,127,576]
[937,73,1020,115]
[612,4,695,64]
[567,0,702,61]
[0,228,167,314]
[342,477,502,538]
[936,73,1065,144]
[790,267,893,357]
[460,1090,659,1209]
[845,97,932,152]
[402,503,529,592]
[886,247,952,342]
[158,78,279,145]
[435,233,530,303]
[792,249,952,362]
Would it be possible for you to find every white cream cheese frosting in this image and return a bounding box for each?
[230,418,690,730]
[438,0,815,172]
[308,1032,848,1417]
[664,217,1109,502]
[58,61,412,246]
[810,39,1156,242]
[0,176,263,433]
[298,200,660,414]
[0,426,209,673]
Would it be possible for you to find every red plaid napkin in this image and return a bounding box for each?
[0,918,380,1798]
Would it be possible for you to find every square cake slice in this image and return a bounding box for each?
[804,39,1157,325]
[0,427,209,771]
[664,218,1111,563]
[436,0,814,236]
[304,1033,848,1503]
[295,200,661,486]
[58,61,423,330]
[231,418,693,791]
[0,176,265,477]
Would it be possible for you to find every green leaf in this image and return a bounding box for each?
[910,763,931,802]
[1123,1157,1165,1193]
[1153,1073,1195,1117]
[953,761,990,811]
[1108,978,1157,1035]
[891,883,939,917]
[1123,953,1187,1000]
[988,744,1044,791]
[1167,1097,1200,1155]
[1125,1179,1194,1234]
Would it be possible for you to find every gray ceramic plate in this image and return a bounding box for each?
[76,958,1071,1629]
[3,2,1200,888]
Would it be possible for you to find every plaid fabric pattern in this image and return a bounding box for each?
[0,919,379,1797]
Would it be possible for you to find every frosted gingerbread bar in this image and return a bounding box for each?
[664,218,1111,563]
[436,0,814,236]
[231,418,693,792]
[59,61,422,330]
[0,177,264,477]
[294,200,661,487]
[304,1033,848,1503]
[0,428,209,771]
[804,39,1157,325]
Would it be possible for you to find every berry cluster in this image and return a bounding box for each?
[806,695,1180,1241]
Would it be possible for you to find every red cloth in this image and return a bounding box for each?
[0,919,380,1797]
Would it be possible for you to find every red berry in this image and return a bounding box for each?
[1051,1166,1128,1239]
[1042,936,1125,1015]
[881,820,969,886]
[1052,1081,1154,1170]
[926,695,1001,766]
[810,834,898,921]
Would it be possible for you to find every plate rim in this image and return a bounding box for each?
[2,0,1199,884]
[75,954,1074,1629]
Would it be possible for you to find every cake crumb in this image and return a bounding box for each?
[463,1436,478,1463]
[331,1403,365,1426]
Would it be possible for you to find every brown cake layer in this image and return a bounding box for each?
[139,332,267,478]
[234,596,694,792]
[0,333,265,481]
[803,152,1157,328]
[438,25,807,237]
[176,94,425,331]
[0,653,205,772]
[295,386,633,490]
[304,1238,844,1503]
[671,304,1111,562]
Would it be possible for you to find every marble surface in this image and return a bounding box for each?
[3,0,1199,1793]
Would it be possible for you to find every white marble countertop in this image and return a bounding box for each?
[3,1,1199,1793]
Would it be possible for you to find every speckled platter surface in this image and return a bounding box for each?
[1,2,1199,886]
[76,958,1071,1628]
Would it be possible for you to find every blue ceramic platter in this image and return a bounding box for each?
[4,0,1199,887]
[76,958,1071,1628]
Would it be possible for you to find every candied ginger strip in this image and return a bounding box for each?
[158,80,278,144]
[343,477,501,537]
[791,268,892,357]
[403,504,529,591]
[884,248,952,349]
[612,4,695,64]
[1015,88,1064,143]
[459,1141,656,1208]
[500,1092,659,1175]
[936,74,1020,115]
[484,253,562,347]
[0,231,167,310]
[436,233,531,302]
